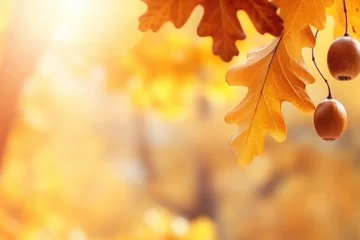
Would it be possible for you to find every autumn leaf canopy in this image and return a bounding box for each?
[138,0,360,165]
[139,0,284,61]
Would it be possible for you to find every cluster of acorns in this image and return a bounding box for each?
[314,34,360,141]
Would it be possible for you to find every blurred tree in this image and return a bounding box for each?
[0,0,57,168]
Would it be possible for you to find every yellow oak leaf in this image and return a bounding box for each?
[273,0,333,33]
[328,0,360,39]
[225,35,314,165]
[139,0,283,61]
[225,0,333,165]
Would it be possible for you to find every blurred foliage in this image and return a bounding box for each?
[1,1,360,240]
[106,28,239,119]
[0,0,11,57]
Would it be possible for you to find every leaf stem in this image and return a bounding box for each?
[343,0,349,36]
[311,30,332,99]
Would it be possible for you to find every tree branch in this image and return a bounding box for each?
[0,0,56,172]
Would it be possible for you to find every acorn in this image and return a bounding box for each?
[327,36,360,81]
[313,98,347,141]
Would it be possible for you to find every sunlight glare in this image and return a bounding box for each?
[172,217,189,236]
[65,0,86,15]
[52,25,78,45]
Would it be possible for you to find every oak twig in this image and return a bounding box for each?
[343,0,349,36]
[311,30,333,99]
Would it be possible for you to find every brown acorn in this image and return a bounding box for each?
[313,98,347,141]
[327,36,360,81]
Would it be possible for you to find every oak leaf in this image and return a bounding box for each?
[225,0,333,165]
[274,0,333,33]
[139,0,283,61]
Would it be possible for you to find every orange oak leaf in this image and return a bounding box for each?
[139,0,201,31]
[225,0,333,165]
[274,0,333,33]
[139,0,283,61]
[225,34,315,165]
